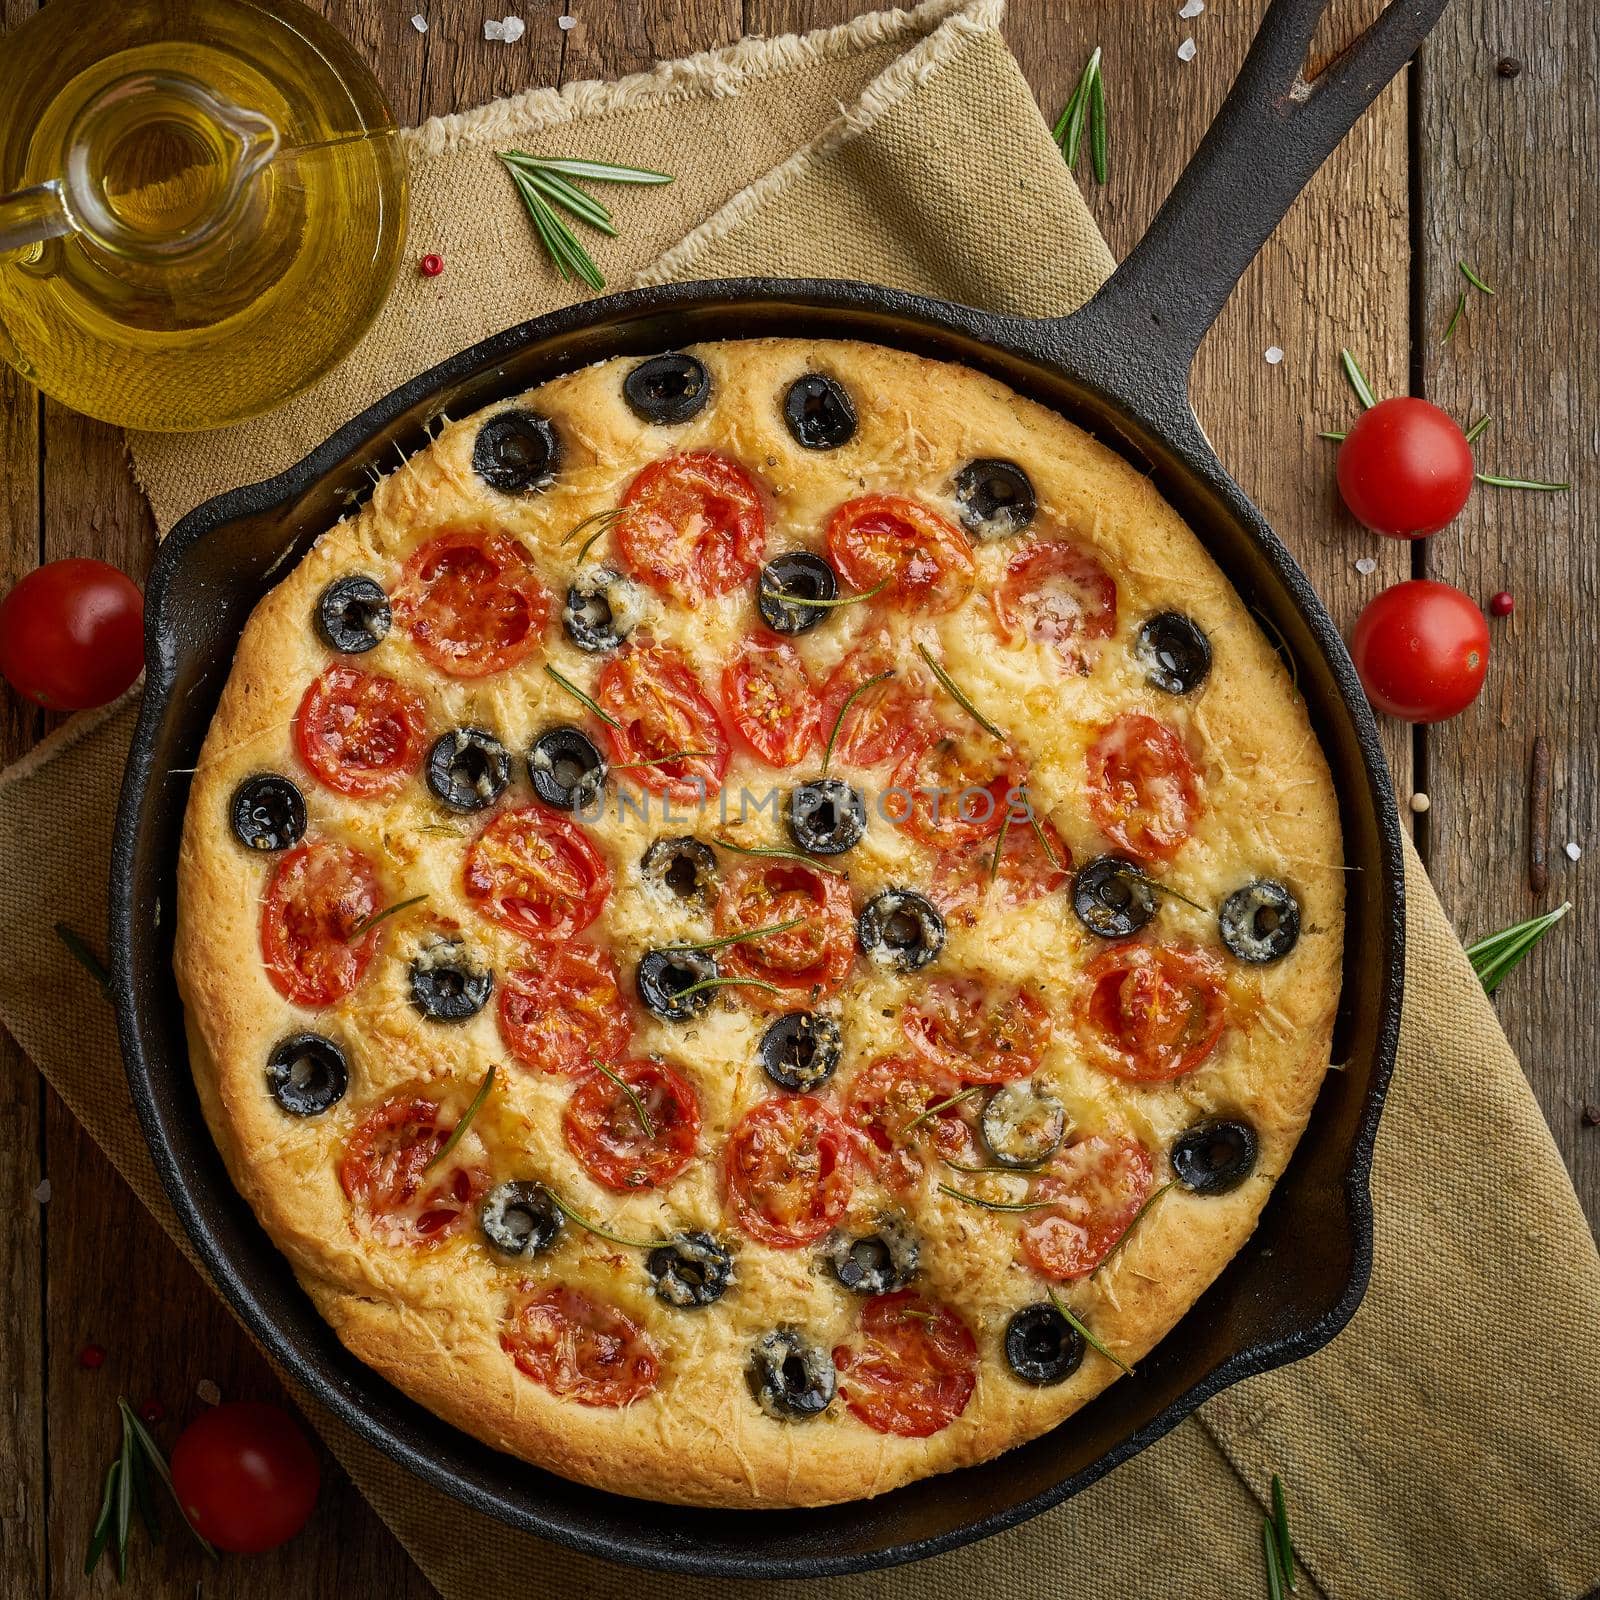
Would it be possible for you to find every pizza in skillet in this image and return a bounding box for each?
[174,338,1343,1507]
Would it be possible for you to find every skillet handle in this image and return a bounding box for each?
[1048,0,1450,416]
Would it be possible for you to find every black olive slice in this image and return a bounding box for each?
[1072,855,1157,939]
[623,353,711,425]
[315,575,391,654]
[1219,880,1300,963]
[230,774,307,853]
[782,374,857,450]
[1172,1118,1258,1195]
[758,1011,843,1091]
[857,888,945,972]
[266,1033,348,1117]
[1136,612,1213,695]
[954,458,1037,538]
[426,728,510,813]
[823,1213,919,1295]
[563,567,637,653]
[529,725,607,812]
[1004,1303,1085,1386]
[748,1328,836,1419]
[409,938,494,1022]
[637,947,717,1021]
[786,778,866,856]
[480,1181,563,1257]
[472,409,560,494]
[980,1082,1068,1169]
[640,836,718,907]
[647,1231,733,1307]
[757,552,838,635]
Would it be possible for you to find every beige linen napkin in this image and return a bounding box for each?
[2,4,1597,1596]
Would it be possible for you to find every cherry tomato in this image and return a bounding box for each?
[902,977,1053,1084]
[597,641,730,803]
[842,1054,975,1189]
[1349,579,1490,723]
[724,1095,852,1247]
[261,841,382,1007]
[1019,1132,1154,1281]
[0,558,143,711]
[931,810,1070,926]
[826,494,975,614]
[392,529,550,676]
[501,1284,660,1406]
[339,1095,489,1247]
[992,539,1117,673]
[563,1057,700,1191]
[1085,712,1201,862]
[616,451,767,602]
[833,1290,977,1437]
[169,1402,320,1554]
[1336,397,1475,538]
[818,634,931,768]
[887,727,1021,850]
[721,635,822,767]
[294,662,426,797]
[498,944,632,1076]
[713,859,855,1008]
[463,805,611,942]
[1077,941,1226,1082]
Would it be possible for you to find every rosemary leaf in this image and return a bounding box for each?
[1022,794,1064,871]
[1464,414,1492,444]
[119,1400,217,1558]
[1263,1521,1287,1600]
[1089,54,1109,184]
[612,749,711,771]
[667,917,805,954]
[937,1181,1053,1214]
[670,975,785,1003]
[1465,901,1571,994]
[1046,1287,1133,1375]
[1091,1180,1175,1278]
[1271,1474,1297,1592]
[902,1086,984,1137]
[822,668,894,775]
[987,806,1013,885]
[916,643,1008,742]
[592,1061,654,1141]
[1476,472,1570,492]
[346,893,428,941]
[424,1065,496,1173]
[504,152,673,185]
[1458,259,1495,295]
[943,1156,1045,1175]
[83,1459,120,1577]
[1050,79,1084,144]
[521,167,618,235]
[759,577,888,609]
[539,1185,676,1250]
[114,1411,134,1580]
[54,922,112,998]
[711,837,845,874]
[560,507,625,546]
[1442,291,1466,342]
[545,663,622,729]
[1063,48,1101,168]
[503,162,605,291]
[1340,349,1377,410]
[1318,431,1347,442]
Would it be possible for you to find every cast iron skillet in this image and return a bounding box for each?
[112,0,1437,1577]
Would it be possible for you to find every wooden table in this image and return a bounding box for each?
[1,1,1593,1592]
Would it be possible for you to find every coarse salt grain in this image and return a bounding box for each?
[410,13,427,32]
[1265,346,1284,365]
[1566,842,1582,861]
[500,15,525,42]
[558,14,576,28]
[483,18,504,39]
[1355,556,1378,575]
[1177,37,1198,61]
[1409,793,1430,814]
[33,1178,50,1204]
[1179,0,1205,15]
[197,1378,222,1405]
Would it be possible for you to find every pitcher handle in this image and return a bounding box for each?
[0,180,74,257]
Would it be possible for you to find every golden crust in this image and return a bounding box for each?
[174,338,1343,1508]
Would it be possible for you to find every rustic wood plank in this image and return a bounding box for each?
[1417,0,1599,1229]
[564,0,742,80]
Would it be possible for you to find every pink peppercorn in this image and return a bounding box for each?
[419,253,444,278]
[139,1398,165,1425]
[1489,591,1515,617]
[78,1344,105,1371]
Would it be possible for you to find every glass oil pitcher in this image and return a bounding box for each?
[0,0,408,432]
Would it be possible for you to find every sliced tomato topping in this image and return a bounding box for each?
[1020,1132,1155,1281]
[498,944,632,1076]
[597,641,730,803]
[392,529,550,677]
[724,1095,852,1247]
[817,633,931,768]
[616,451,767,602]
[501,1284,660,1407]
[261,841,382,1007]
[886,727,1021,850]
[825,494,974,614]
[841,1054,977,1190]
[902,977,1054,1084]
[1085,712,1201,862]
[294,662,427,798]
[932,811,1070,926]
[339,1095,489,1248]
[713,859,855,1009]
[721,636,822,768]
[564,1057,700,1191]
[833,1290,977,1437]
[992,539,1117,673]
[1077,940,1227,1082]
[463,805,611,943]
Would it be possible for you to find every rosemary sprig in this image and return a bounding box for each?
[538,1184,676,1251]
[1271,1473,1297,1592]
[346,893,428,941]
[612,749,711,771]
[54,922,112,998]
[1046,1287,1133,1376]
[943,1155,1045,1175]
[592,1061,654,1140]
[759,577,889,609]
[987,806,1014,885]
[507,164,605,291]
[711,837,845,875]
[902,1086,984,1137]
[1091,1180,1175,1278]
[1458,259,1495,295]
[545,663,622,729]
[1022,794,1064,871]
[1464,414,1492,443]
[936,1181,1053,1213]
[1340,349,1377,410]
[425,1064,496,1172]
[1442,291,1466,342]
[916,643,1007,742]
[821,668,893,775]
[1476,472,1570,492]
[670,975,786,1003]
[561,506,626,548]
[1465,901,1571,994]
[666,917,805,954]
[1053,47,1108,185]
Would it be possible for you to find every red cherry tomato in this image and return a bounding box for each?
[1019,1132,1155,1282]
[713,859,855,1009]
[168,1402,320,1555]
[498,944,632,1076]
[1085,712,1202,862]
[826,494,975,614]
[902,977,1054,1084]
[563,1057,700,1191]
[597,641,730,803]
[294,663,427,797]
[392,529,550,676]
[833,1290,977,1438]
[992,539,1118,673]
[338,1095,489,1246]
[502,1283,660,1406]
[0,558,143,711]
[616,451,767,602]
[724,1095,852,1246]
[818,633,931,768]
[931,810,1070,926]
[1336,397,1475,538]
[463,805,611,942]
[841,1054,975,1189]
[1349,579,1490,723]
[722,635,822,767]
[1077,941,1227,1082]
[887,727,1021,850]
[260,841,382,1007]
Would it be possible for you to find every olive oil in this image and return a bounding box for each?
[0,0,407,432]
